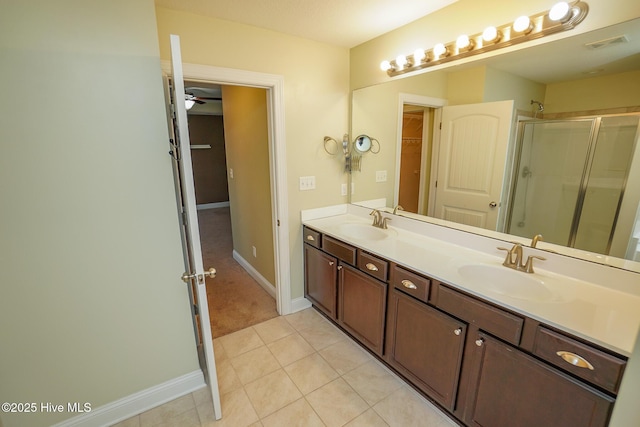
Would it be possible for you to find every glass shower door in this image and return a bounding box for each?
[573,115,639,254]
[507,119,595,246]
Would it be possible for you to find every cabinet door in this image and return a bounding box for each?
[304,244,338,319]
[386,290,466,410]
[338,263,387,356]
[465,333,614,427]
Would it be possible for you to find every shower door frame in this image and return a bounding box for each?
[506,113,638,254]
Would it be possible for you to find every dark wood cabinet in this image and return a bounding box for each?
[338,263,387,356]
[302,225,625,427]
[463,332,614,427]
[386,289,466,410]
[304,243,338,319]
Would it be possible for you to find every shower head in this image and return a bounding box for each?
[531,100,544,112]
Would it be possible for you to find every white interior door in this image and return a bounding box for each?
[434,100,514,230]
[170,34,222,420]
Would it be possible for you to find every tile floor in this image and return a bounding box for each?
[112,308,458,427]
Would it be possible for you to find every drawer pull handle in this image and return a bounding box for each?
[556,351,595,370]
[475,338,484,347]
[454,328,462,336]
[402,280,417,290]
[366,263,379,271]
[306,235,315,241]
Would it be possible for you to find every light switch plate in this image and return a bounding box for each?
[376,170,387,182]
[299,176,316,190]
[341,183,347,196]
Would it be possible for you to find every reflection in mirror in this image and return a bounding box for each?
[350,19,640,270]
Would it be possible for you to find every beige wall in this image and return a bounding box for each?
[155,7,350,299]
[0,1,199,426]
[222,86,276,285]
[544,70,640,114]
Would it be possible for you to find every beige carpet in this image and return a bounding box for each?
[198,207,278,338]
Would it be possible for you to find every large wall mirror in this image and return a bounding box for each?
[350,17,640,271]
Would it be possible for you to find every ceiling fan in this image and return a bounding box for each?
[184,86,222,110]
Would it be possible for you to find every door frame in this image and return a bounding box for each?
[394,93,447,212]
[161,61,292,316]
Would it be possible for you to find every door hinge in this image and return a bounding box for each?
[277,219,280,226]
[439,122,442,130]
[435,180,438,188]
[193,304,199,315]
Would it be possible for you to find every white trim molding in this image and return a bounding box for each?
[233,250,276,299]
[160,60,292,315]
[51,371,205,427]
[196,201,230,210]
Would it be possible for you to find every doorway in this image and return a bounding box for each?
[163,61,293,325]
[185,81,278,338]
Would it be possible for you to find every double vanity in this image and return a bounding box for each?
[301,204,640,427]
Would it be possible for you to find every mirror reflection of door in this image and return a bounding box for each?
[399,105,434,214]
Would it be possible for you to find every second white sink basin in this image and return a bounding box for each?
[337,223,397,241]
[458,264,559,302]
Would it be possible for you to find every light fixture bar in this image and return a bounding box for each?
[382,1,588,77]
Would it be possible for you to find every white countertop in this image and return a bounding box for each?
[302,207,640,357]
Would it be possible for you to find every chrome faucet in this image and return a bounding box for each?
[370,209,391,229]
[498,243,546,274]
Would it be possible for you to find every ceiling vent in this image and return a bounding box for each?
[585,35,629,49]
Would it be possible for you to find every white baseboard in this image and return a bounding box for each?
[51,370,205,427]
[232,250,276,299]
[291,296,312,313]
[197,202,230,210]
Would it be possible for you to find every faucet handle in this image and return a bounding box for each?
[369,209,380,226]
[522,255,546,273]
[381,217,391,229]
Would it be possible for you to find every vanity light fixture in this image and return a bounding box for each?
[380,1,588,77]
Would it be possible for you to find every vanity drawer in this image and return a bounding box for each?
[436,284,523,345]
[532,327,626,394]
[358,250,389,281]
[323,235,357,265]
[391,265,430,303]
[303,226,321,248]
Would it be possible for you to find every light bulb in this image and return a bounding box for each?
[413,48,426,63]
[380,60,391,71]
[482,26,500,43]
[513,16,532,33]
[456,35,472,51]
[433,43,447,58]
[549,2,571,22]
[396,55,407,69]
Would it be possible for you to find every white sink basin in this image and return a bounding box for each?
[458,264,559,302]
[337,223,397,241]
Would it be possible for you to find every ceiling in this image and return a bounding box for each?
[154,0,458,48]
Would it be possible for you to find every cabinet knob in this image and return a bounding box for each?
[365,263,379,271]
[475,338,484,347]
[337,265,343,270]
[328,261,334,266]
[401,280,417,290]
[454,328,462,336]
[306,235,315,241]
[556,351,595,370]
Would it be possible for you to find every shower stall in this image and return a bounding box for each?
[506,113,640,257]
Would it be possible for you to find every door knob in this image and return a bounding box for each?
[489,201,498,208]
[181,267,216,283]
